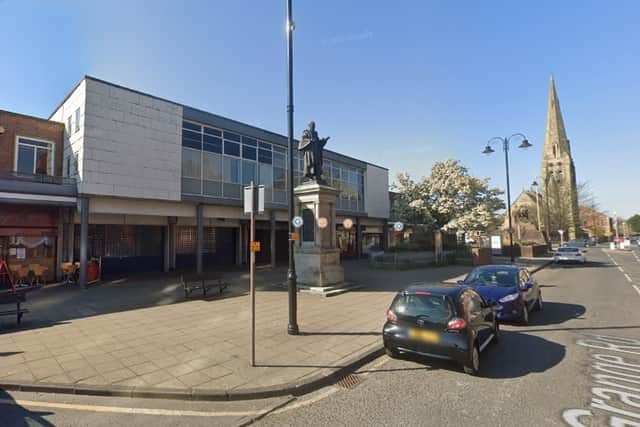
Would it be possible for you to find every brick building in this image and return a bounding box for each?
[579,207,612,239]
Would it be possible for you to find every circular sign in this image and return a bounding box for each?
[317,217,328,229]
[292,216,304,228]
[393,221,404,232]
[343,218,354,230]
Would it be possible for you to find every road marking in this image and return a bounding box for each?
[0,399,266,418]
[624,274,633,283]
[633,285,640,296]
[617,266,625,273]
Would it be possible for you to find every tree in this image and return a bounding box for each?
[392,160,504,232]
[577,181,599,210]
[628,214,640,234]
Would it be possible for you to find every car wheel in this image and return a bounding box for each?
[463,344,480,376]
[520,305,529,325]
[385,346,400,359]
[535,293,543,311]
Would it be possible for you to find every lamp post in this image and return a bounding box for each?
[483,134,532,263]
[531,179,542,233]
[285,0,299,335]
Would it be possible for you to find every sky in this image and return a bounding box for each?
[1,0,639,217]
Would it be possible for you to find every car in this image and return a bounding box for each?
[382,284,499,375]
[460,265,543,325]
[554,246,587,264]
[563,239,591,248]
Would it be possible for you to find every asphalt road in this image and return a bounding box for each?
[3,246,640,426]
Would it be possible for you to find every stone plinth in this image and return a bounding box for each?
[293,180,345,290]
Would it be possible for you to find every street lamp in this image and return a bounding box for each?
[483,134,532,263]
[285,0,299,335]
[531,178,542,233]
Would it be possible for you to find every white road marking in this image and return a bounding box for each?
[633,285,640,297]
[624,274,633,283]
[617,266,624,273]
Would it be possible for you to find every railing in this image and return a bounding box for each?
[0,171,76,186]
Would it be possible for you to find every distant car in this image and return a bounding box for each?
[383,284,499,375]
[461,265,542,325]
[554,246,587,264]
[563,239,591,248]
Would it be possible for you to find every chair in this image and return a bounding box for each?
[32,265,48,286]
[8,265,21,283]
[61,262,76,284]
[15,268,30,286]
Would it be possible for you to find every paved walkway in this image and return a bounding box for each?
[0,259,547,399]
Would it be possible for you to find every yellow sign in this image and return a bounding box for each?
[250,241,261,252]
[290,232,299,241]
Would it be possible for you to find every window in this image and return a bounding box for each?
[242,145,256,160]
[223,131,241,142]
[242,160,256,185]
[259,163,272,188]
[203,135,222,153]
[182,121,201,132]
[182,129,202,149]
[15,137,54,175]
[273,167,286,190]
[390,294,452,322]
[224,141,240,157]
[74,108,81,133]
[242,136,257,147]
[224,157,240,183]
[181,148,201,178]
[203,152,222,181]
[258,148,272,164]
[66,116,72,136]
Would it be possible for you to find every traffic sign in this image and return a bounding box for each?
[317,217,328,229]
[290,232,299,241]
[393,221,404,232]
[250,241,261,252]
[343,218,353,229]
[292,216,303,228]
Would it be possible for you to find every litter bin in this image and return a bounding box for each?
[87,258,101,284]
[472,247,492,266]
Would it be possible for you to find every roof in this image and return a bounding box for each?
[1,109,64,128]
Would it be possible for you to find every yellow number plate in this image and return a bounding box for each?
[409,329,440,343]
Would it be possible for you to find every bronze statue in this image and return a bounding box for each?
[298,121,329,182]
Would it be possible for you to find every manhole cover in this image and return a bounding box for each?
[336,374,363,389]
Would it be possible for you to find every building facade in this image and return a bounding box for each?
[540,76,581,240]
[48,76,389,282]
[579,207,612,240]
[0,110,77,281]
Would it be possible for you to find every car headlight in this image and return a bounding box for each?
[499,293,520,303]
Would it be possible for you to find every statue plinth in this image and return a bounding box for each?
[294,180,345,288]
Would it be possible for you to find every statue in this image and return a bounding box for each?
[298,121,329,183]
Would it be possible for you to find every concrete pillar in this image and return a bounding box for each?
[356,217,362,259]
[55,207,64,281]
[67,215,75,262]
[163,225,170,273]
[196,204,203,275]
[78,197,89,290]
[270,210,277,268]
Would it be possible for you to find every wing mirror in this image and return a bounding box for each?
[457,280,465,286]
[521,282,533,291]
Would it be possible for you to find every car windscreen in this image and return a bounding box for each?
[391,294,452,322]
[558,247,579,252]
[463,269,517,287]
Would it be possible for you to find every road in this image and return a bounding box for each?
[2,246,640,426]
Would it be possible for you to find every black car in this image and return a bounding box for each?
[383,284,499,375]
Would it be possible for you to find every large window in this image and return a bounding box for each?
[15,137,54,175]
[224,157,240,183]
[182,148,201,178]
[74,108,81,133]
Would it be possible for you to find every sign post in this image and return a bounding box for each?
[244,182,264,367]
[558,229,565,247]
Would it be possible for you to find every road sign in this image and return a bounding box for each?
[343,218,353,229]
[393,221,404,232]
[250,241,261,252]
[292,216,303,228]
[290,232,299,241]
[244,185,265,214]
[317,217,328,229]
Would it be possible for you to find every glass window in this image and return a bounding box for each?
[181,148,201,178]
[203,135,222,153]
[203,152,222,181]
[242,136,257,147]
[74,108,81,132]
[242,160,256,185]
[224,141,240,157]
[203,126,221,137]
[223,131,241,142]
[16,137,53,175]
[390,294,452,322]
[258,141,271,150]
[224,157,240,183]
[273,145,286,153]
[258,148,272,164]
[242,145,256,160]
[273,152,286,168]
[274,167,286,190]
[259,163,272,188]
[182,129,202,149]
[17,145,35,174]
[182,121,201,132]
[66,116,72,136]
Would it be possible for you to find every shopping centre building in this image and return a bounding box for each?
[0,76,389,284]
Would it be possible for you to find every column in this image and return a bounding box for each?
[67,213,75,262]
[55,207,64,281]
[270,210,277,268]
[169,220,177,270]
[163,225,170,273]
[78,197,89,290]
[196,204,203,275]
[356,217,362,259]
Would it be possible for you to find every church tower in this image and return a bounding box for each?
[541,75,580,240]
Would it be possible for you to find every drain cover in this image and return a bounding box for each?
[336,374,363,389]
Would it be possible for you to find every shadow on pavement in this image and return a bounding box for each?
[300,331,381,337]
[499,301,586,328]
[548,261,616,269]
[523,324,640,333]
[0,389,55,427]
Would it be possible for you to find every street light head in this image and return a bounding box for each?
[482,145,495,155]
[518,139,532,150]
[532,180,538,187]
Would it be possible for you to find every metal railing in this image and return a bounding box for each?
[0,171,76,186]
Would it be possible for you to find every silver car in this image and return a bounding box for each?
[554,246,586,264]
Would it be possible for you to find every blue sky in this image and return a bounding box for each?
[2,0,639,217]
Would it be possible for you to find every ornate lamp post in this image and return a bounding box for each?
[483,134,532,263]
[285,0,299,335]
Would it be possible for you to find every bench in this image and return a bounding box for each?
[0,291,28,325]
[180,273,228,298]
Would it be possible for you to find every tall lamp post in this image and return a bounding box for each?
[483,134,532,263]
[531,178,543,233]
[285,0,299,335]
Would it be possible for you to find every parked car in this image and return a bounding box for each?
[383,284,499,375]
[563,239,592,248]
[461,265,542,325]
[554,246,587,264]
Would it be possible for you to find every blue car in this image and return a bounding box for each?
[460,265,542,324]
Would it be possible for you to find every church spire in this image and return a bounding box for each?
[544,74,571,156]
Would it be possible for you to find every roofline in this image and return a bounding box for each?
[49,75,388,171]
[2,109,64,127]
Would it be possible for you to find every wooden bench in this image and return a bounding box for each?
[180,273,228,298]
[0,291,29,325]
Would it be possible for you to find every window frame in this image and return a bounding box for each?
[14,135,55,176]
[74,108,81,133]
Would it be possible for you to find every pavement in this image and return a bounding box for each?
[0,257,550,402]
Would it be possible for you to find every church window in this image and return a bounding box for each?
[553,144,558,158]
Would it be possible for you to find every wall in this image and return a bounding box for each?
[364,164,390,219]
[81,78,183,201]
[50,80,86,183]
[0,110,64,175]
